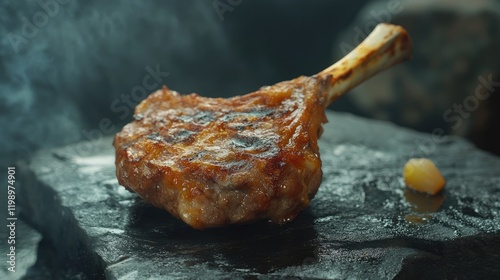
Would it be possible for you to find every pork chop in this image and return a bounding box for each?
[114,23,412,229]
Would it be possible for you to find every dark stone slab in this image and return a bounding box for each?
[24,112,500,279]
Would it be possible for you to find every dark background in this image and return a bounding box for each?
[1,0,498,165]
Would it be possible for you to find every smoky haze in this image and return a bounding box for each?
[0,0,239,163]
[0,0,368,164]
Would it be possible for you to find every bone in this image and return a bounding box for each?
[318,23,413,106]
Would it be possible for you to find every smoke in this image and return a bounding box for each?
[0,0,239,163]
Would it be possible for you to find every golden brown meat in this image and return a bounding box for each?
[114,24,412,229]
[115,78,327,229]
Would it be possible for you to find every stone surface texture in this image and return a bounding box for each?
[20,111,500,279]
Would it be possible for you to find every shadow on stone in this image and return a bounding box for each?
[125,198,319,273]
[395,233,500,279]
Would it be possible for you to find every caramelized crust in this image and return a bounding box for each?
[114,23,413,229]
[114,76,329,229]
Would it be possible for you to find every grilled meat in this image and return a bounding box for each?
[114,24,412,229]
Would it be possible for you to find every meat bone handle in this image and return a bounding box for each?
[318,23,413,106]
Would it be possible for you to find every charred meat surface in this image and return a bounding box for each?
[114,77,328,229]
[114,24,412,229]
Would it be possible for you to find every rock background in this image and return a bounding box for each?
[331,0,500,155]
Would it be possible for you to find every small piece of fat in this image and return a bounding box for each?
[403,158,446,195]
